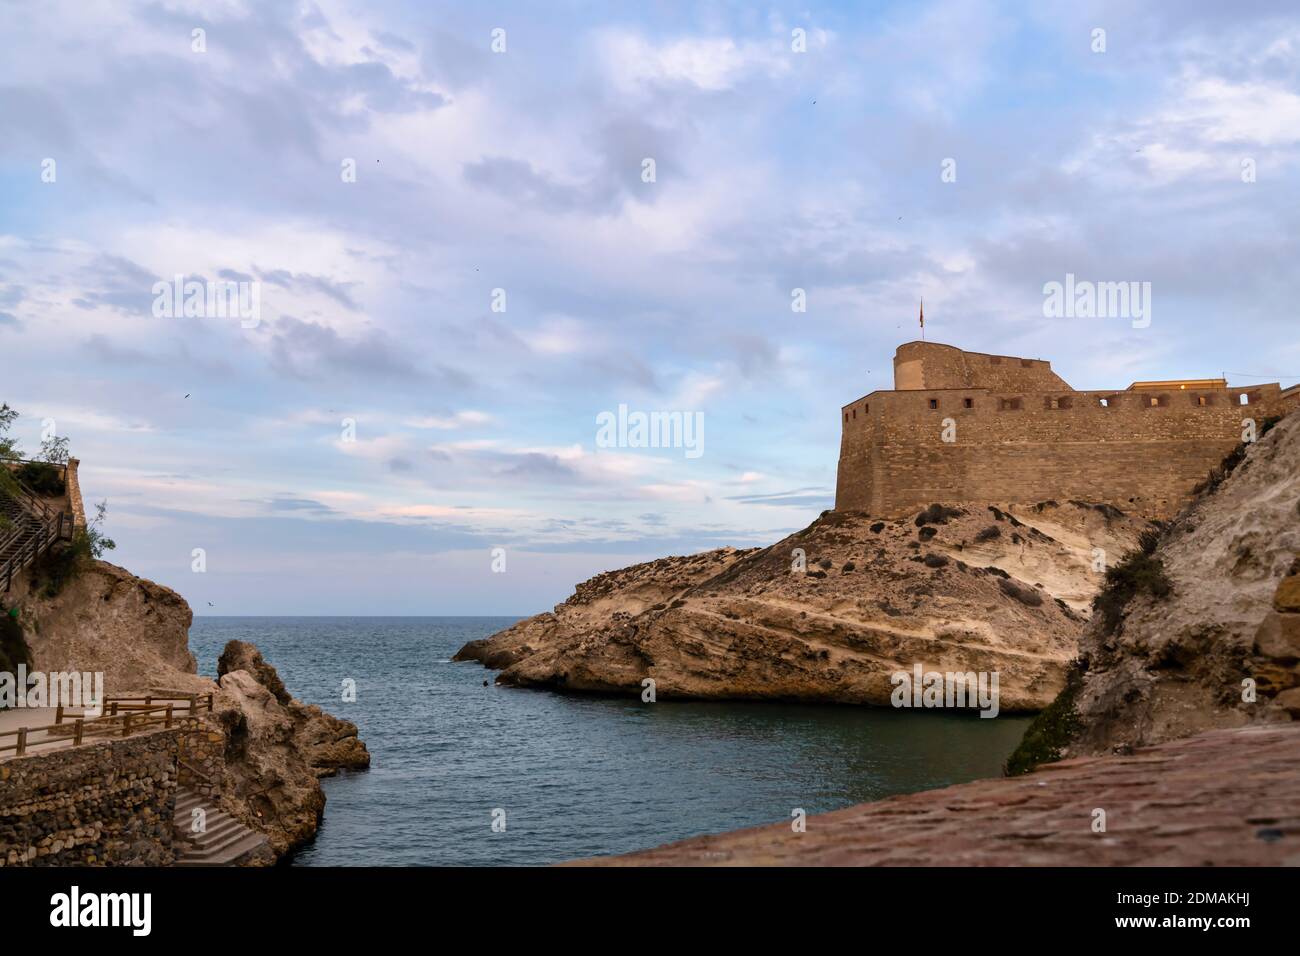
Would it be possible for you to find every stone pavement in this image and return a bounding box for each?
[579,724,1300,866]
[0,708,79,759]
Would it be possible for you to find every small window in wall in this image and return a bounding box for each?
[844,413,849,423]
[1239,393,1250,406]
[963,398,973,409]
[928,398,938,409]
[1098,397,1109,407]
[852,409,856,419]
[1197,395,1209,407]
[865,403,869,413]
[1000,397,1022,411]
[1148,395,1169,408]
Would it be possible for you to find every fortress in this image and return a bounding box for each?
[836,341,1300,518]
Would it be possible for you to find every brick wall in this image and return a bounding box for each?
[0,728,181,866]
[892,341,1072,393]
[836,381,1288,518]
[64,457,85,532]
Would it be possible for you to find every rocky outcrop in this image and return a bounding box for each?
[4,560,369,862]
[576,724,1300,866]
[457,501,1149,711]
[8,559,201,693]
[1010,413,1300,767]
[216,640,370,779]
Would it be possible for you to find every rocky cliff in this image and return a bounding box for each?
[4,559,369,862]
[1008,412,1300,769]
[456,500,1150,711]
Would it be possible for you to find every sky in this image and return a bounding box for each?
[1,0,1298,615]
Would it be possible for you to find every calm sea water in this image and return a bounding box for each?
[189,617,1031,866]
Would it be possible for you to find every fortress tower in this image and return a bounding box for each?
[835,341,1293,518]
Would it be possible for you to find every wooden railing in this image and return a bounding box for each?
[0,693,214,759]
[0,476,73,592]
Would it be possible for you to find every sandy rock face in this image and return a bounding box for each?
[12,559,201,693]
[209,642,369,856]
[217,639,370,779]
[1048,413,1300,760]
[457,502,1148,711]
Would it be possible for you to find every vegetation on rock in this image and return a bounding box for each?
[1092,527,1172,633]
[1004,662,1083,775]
[0,602,33,709]
[31,501,116,598]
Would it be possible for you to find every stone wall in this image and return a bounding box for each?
[0,728,181,866]
[177,717,226,803]
[64,457,85,532]
[836,369,1288,517]
[891,341,1072,393]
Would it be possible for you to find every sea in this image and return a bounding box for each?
[189,616,1032,866]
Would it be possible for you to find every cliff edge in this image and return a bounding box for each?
[456,500,1150,711]
[1009,411,1300,769]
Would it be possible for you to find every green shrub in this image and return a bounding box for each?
[1004,662,1083,775]
[1093,546,1173,634]
[14,461,65,496]
[0,604,32,709]
[30,501,115,598]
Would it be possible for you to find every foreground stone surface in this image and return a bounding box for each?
[457,502,1147,711]
[578,725,1300,866]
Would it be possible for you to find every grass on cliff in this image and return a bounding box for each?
[1004,662,1084,776]
[1092,527,1172,634]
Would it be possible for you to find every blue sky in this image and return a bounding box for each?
[1,0,1298,614]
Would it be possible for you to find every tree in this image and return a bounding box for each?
[0,403,21,505]
[38,434,70,465]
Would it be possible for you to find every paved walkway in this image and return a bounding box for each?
[0,707,91,760]
[578,724,1300,866]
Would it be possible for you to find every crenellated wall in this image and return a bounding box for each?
[837,342,1291,518]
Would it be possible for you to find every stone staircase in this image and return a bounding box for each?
[0,479,72,591]
[172,786,271,866]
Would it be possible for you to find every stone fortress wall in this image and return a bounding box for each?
[836,341,1293,518]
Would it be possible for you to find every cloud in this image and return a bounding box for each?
[268,317,457,384]
[596,31,792,93]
